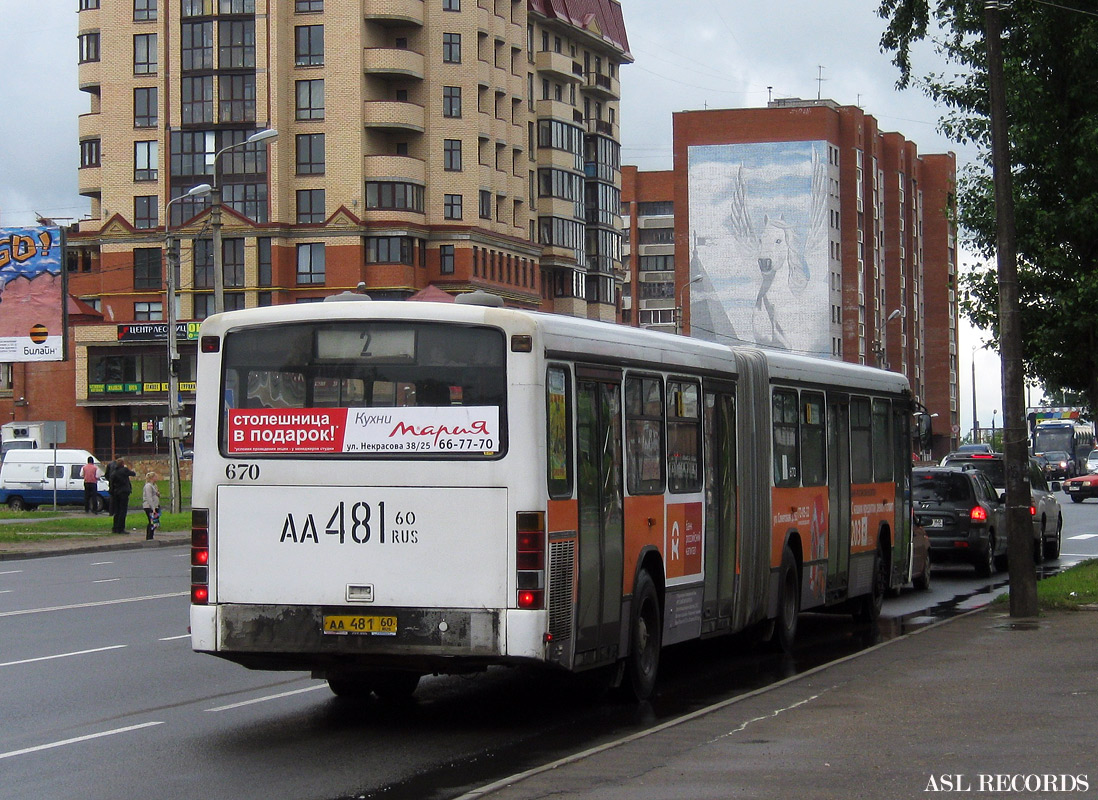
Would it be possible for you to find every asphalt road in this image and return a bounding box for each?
[1,496,1095,800]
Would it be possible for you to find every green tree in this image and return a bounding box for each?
[878,0,1098,418]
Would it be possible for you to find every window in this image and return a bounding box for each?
[439,245,455,274]
[134,302,163,321]
[219,74,256,122]
[479,190,491,220]
[667,381,700,492]
[546,366,572,497]
[79,139,101,168]
[134,33,157,74]
[444,194,462,220]
[181,21,213,70]
[78,32,100,63]
[443,32,461,63]
[134,140,158,181]
[223,238,245,288]
[772,389,799,488]
[296,133,324,174]
[258,238,272,286]
[222,183,269,223]
[193,239,214,289]
[850,398,873,484]
[220,0,255,11]
[181,0,214,15]
[443,86,461,118]
[637,200,673,216]
[133,248,162,290]
[295,0,322,10]
[181,75,213,124]
[80,0,100,8]
[365,181,424,212]
[295,25,324,66]
[801,392,826,486]
[296,189,325,223]
[296,243,325,284]
[443,139,462,171]
[134,0,157,20]
[872,399,893,482]
[168,184,209,226]
[443,0,460,9]
[626,375,663,494]
[296,79,324,120]
[366,236,414,265]
[219,19,255,68]
[134,196,157,229]
[134,87,157,127]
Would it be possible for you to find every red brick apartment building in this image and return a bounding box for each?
[622,100,960,458]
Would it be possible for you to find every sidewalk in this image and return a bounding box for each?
[0,522,189,560]
[461,608,1098,800]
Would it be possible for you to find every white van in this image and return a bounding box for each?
[0,449,109,511]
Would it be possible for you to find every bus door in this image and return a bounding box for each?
[826,395,851,600]
[575,368,624,664]
[703,387,737,634]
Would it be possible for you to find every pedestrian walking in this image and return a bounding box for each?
[104,457,120,514]
[81,456,101,513]
[142,471,160,540]
[108,458,136,534]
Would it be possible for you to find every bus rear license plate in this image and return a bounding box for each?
[323,615,397,635]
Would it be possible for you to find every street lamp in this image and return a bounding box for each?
[211,128,278,315]
[873,308,902,368]
[676,275,703,335]
[164,182,212,514]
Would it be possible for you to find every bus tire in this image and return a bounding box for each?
[623,570,662,702]
[326,674,374,700]
[770,545,800,654]
[854,542,886,624]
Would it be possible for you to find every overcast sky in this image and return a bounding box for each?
[0,0,1008,435]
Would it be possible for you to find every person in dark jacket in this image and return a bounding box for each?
[109,458,137,534]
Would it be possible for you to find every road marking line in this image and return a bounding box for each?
[0,590,12,595]
[0,570,23,575]
[0,591,187,618]
[93,578,121,584]
[0,644,127,668]
[1067,534,1098,541]
[0,721,164,761]
[206,684,327,712]
[159,634,190,641]
[90,561,114,566]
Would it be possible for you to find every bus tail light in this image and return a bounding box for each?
[191,508,210,605]
[516,512,545,610]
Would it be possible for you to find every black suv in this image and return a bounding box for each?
[913,466,1007,576]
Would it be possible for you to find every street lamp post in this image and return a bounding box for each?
[676,275,702,335]
[164,183,213,514]
[873,308,902,369]
[211,129,278,316]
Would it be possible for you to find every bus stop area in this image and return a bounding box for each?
[460,608,1097,800]
[5,532,1096,798]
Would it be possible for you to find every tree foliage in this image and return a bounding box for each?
[878,0,1098,417]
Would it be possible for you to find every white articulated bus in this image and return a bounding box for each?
[189,293,916,701]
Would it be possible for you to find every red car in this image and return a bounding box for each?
[1063,473,1098,503]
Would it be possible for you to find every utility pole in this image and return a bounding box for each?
[985,0,1037,617]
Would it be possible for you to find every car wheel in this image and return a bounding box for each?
[91,495,106,514]
[1033,517,1046,564]
[1070,495,1083,504]
[1044,515,1063,560]
[976,533,996,577]
[6,496,26,511]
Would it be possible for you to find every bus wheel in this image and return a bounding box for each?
[854,543,886,624]
[770,545,800,654]
[372,670,421,703]
[326,674,374,700]
[624,570,662,702]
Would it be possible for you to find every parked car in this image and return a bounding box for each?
[940,452,1063,561]
[1086,449,1098,475]
[938,443,993,464]
[913,466,1007,577]
[0,449,110,512]
[1063,473,1098,503]
[910,515,931,591]
[1038,450,1075,480]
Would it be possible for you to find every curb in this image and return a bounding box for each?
[0,534,189,561]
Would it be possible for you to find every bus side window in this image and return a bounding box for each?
[546,366,573,498]
[668,380,701,493]
[800,392,826,486]
[772,389,799,487]
[625,375,664,494]
[850,398,873,484]
[872,399,893,482]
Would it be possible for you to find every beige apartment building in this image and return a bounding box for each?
[56,0,629,456]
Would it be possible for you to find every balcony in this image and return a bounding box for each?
[535,98,578,123]
[585,118,617,138]
[78,111,101,142]
[77,165,101,198]
[363,154,426,184]
[584,70,620,100]
[535,50,583,83]
[364,100,425,133]
[364,47,425,80]
[364,0,424,27]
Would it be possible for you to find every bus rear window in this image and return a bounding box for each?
[220,321,506,457]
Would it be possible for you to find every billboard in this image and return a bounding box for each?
[0,226,65,362]
[687,141,835,358]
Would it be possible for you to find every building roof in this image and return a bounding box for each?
[529,0,631,58]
